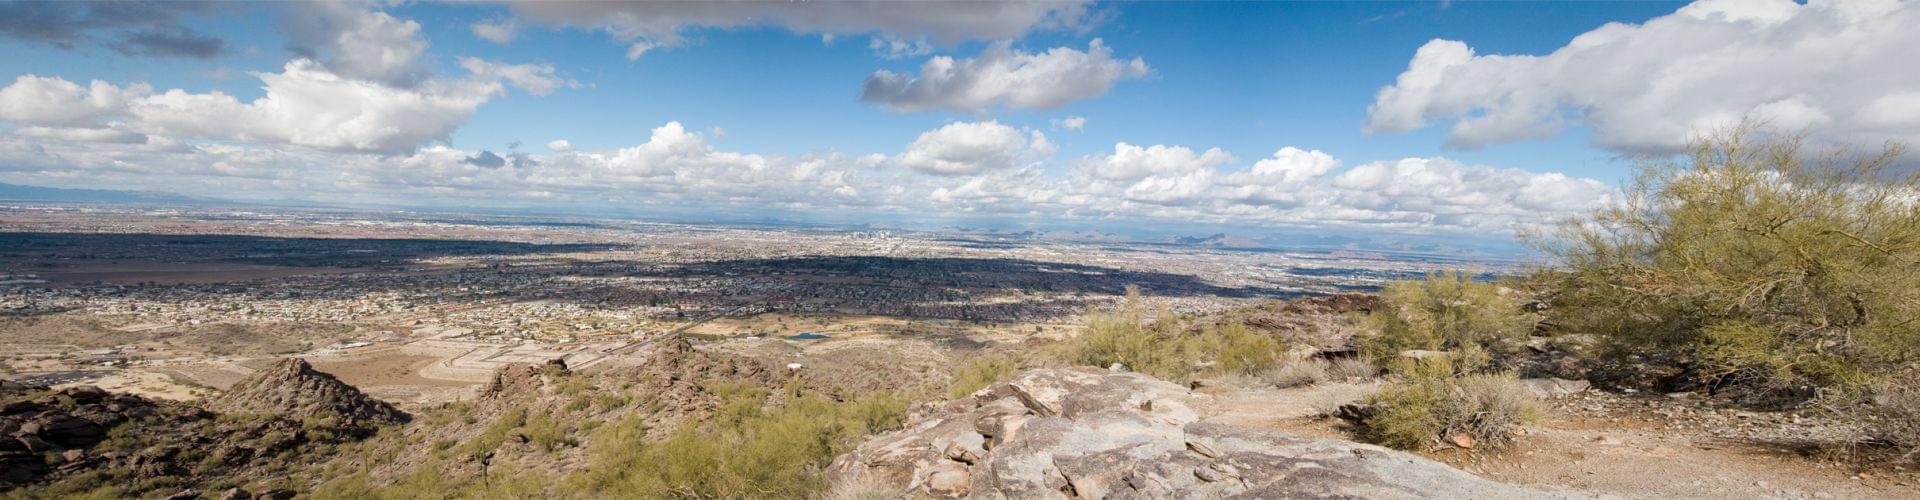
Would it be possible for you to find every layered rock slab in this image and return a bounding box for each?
[829,367,1565,499]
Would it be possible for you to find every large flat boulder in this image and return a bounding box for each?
[829,367,1573,499]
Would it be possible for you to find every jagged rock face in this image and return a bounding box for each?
[2,383,163,487]
[829,368,1559,499]
[212,358,408,427]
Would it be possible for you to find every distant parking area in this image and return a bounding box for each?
[5,369,114,386]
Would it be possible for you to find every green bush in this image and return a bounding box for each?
[1327,357,1379,380]
[1533,130,1919,390]
[1359,272,1534,368]
[1862,368,1920,461]
[948,355,1018,399]
[1360,358,1541,450]
[1064,287,1286,383]
[1259,360,1329,388]
[563,387,909,498]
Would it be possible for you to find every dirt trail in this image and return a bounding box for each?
[1203,380,1919,499]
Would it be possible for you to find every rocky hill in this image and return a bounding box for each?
[2,382,159,488]
[1,375,372,498]
[209,358,408,428]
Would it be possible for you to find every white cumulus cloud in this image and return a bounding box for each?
[458,58,577,96]
[470,18,518,44]
[281,0,432,88]
[895,121,1049,176]
[1366,0,1920,154]
[862,39,1149,113]
[0,75,151,128]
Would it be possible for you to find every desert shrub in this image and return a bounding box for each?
[458,406,527,461]
[1064,287,1285,383]
[1439,372,1545,448]
[595,392,631,410]
[1534,130,1919,391]
[949,355,1018,399]
[1861,368,1920,461]
[1360,358,1541,450]
[521,411,574,451]
[1359,272,1534,369]
[1260,359,1329,388]
[1328,357,1379,380]
[563,387,909,498]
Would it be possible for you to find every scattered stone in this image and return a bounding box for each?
[1450,434,1477,449]
[1521,378,1592,399]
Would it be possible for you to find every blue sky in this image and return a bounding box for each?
[0,0,1913,247]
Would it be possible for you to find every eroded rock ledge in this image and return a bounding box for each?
[828,367,1567,499]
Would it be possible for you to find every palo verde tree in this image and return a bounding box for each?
[1531,128,1920,390]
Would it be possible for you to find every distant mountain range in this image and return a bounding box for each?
[0,182,216,205]
[1166,233,1263,248]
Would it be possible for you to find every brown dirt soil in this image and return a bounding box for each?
[0,316,152,348]
[166,321,353,356]
[54,369,205,401]
[1210,380,1920,499]
[310,352,477,388]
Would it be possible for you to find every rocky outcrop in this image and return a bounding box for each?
[2,383,164,487]
[4,372,402,495]
[211,358,407,427]
[828,367,1562,499]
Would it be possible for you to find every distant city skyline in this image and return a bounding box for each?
[1,0,1915,244]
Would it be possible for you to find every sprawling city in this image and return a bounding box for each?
[1,204,1497,404]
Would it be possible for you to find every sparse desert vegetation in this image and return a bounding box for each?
[1354,357,1542,450]
[1063,287,1287,384]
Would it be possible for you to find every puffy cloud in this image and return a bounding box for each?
[0,1,226,59]
[1245,147,1342,184]
[0,2,575,156]
[0,54,575,155]
[504,0,1096,58]
[130,60,502,154]
[1052,116,1087,132]
[470,18,519,44]
[458,58,577,96]
[546,139,573,152]
[281,0,431,88]
[894,121,1048,176]
[863,39,1149,113]
[0,75,151,128]
[1079,143,1232,181]
[1367,0,1920,154]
